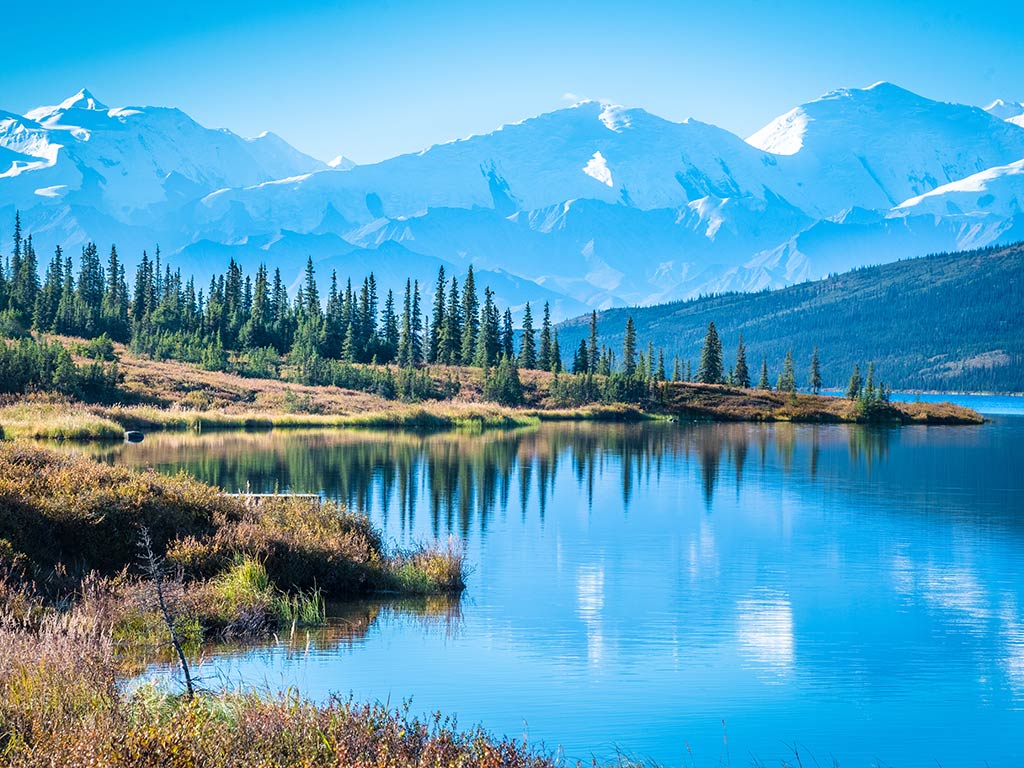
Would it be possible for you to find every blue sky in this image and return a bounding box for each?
[4,0,1023,163]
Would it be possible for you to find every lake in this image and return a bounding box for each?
[97,401,1024,766]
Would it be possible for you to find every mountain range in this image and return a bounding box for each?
[2,83,1024,319]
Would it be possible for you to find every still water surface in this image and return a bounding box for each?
[99,405,1024,766]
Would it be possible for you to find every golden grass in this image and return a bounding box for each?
[0,400,125,440]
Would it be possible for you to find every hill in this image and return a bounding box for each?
[558,242,1024,393]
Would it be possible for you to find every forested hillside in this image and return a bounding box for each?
[559,242,1024,392]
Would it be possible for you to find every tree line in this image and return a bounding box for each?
[1,213,860,407]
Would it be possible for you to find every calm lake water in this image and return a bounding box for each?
[96,402,1024,767]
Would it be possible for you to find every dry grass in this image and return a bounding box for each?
[659,381,984,424]
[0,399,125,440]
[0,597,555,768]
[0,441,465,622]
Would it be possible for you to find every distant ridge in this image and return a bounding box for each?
[558,241,1024,393]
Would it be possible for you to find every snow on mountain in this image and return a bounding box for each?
[748,82,1024,215]
[985,99,1024,120]
[328,155,357,170]
[3,83,1024,318]
[0,89,325,233]
[895,159,1024,219]
[195,100,795,234]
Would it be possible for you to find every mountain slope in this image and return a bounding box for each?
[4,84,1024,320]
[559,241,1024,392]
[0,89,325,228]
[747,82,1024,215]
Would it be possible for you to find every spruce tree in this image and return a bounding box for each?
[382,290,399,362]
[864,362,876,401]
[440,276,461,365]
[587,311,599,374]
[538,302,553,371]
[622,316,637,376]
[11,233,39,326]
[809,347,822,394]
[734,334,750,388]
[460,266,479,364]
[399,280,415,368]
[777,349,796,392]
[846,364,862,399]
[696,322,723,384]
[410,280,423,364]
[758,357,771,390]
[501,308,515,360]
[572,339,589,374]
[550,331,562,373]
[518,302,537,369]
[34,246,64,332]
[656,348,666,382]
[428,266,446,363]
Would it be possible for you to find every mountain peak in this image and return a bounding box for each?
[984,98,1024,120]
[58,88,107,112]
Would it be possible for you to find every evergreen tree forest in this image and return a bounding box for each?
[0,214,891,407]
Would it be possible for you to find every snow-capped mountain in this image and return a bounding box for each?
[985,99,1024,121]
[2,84,1024,320]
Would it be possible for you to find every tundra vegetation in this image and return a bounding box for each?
[0,440,486,766]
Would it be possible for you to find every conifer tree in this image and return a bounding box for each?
[734,334,750,388]
[538,301,553,371]
[846,363,862,400]
[397,280,413,367]
[809,347,822,394]
[382,289,399,362]
[656,348,666,381]
[777,349,796,392]
[572,339,589,374]
[34,246,64,332]
[696,322,723,384]
[501,308,515,360]
[622,316,637,376]
[758,357,771,390]
[587,311,599,374]
[410,280,423,364]
[302,257,320,320]
[439,276,461,365]
[518,302,537,369]
[473,287,500,368]
[428,266,446,363]
[864,362,876,400]
[11,232,39,326]
[550,331,562,373]
[460,266,479,364]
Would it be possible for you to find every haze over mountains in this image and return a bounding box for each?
[2,83,1024,318]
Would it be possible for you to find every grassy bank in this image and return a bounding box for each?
[0,333,983,442]
[0,442,559,767]
[0,608,553,768]
[0,442,463,636]
[659,381,985,425]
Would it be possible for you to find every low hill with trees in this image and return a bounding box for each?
[558,242,1024,393]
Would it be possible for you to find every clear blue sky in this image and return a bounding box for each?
[4,0,1023,163]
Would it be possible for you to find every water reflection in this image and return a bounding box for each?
[72,421,1001,541]
[76,418,1024,766]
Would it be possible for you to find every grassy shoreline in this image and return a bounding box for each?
[0,336,983,441]
[0,388,981,443]
[0,441,563,767]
